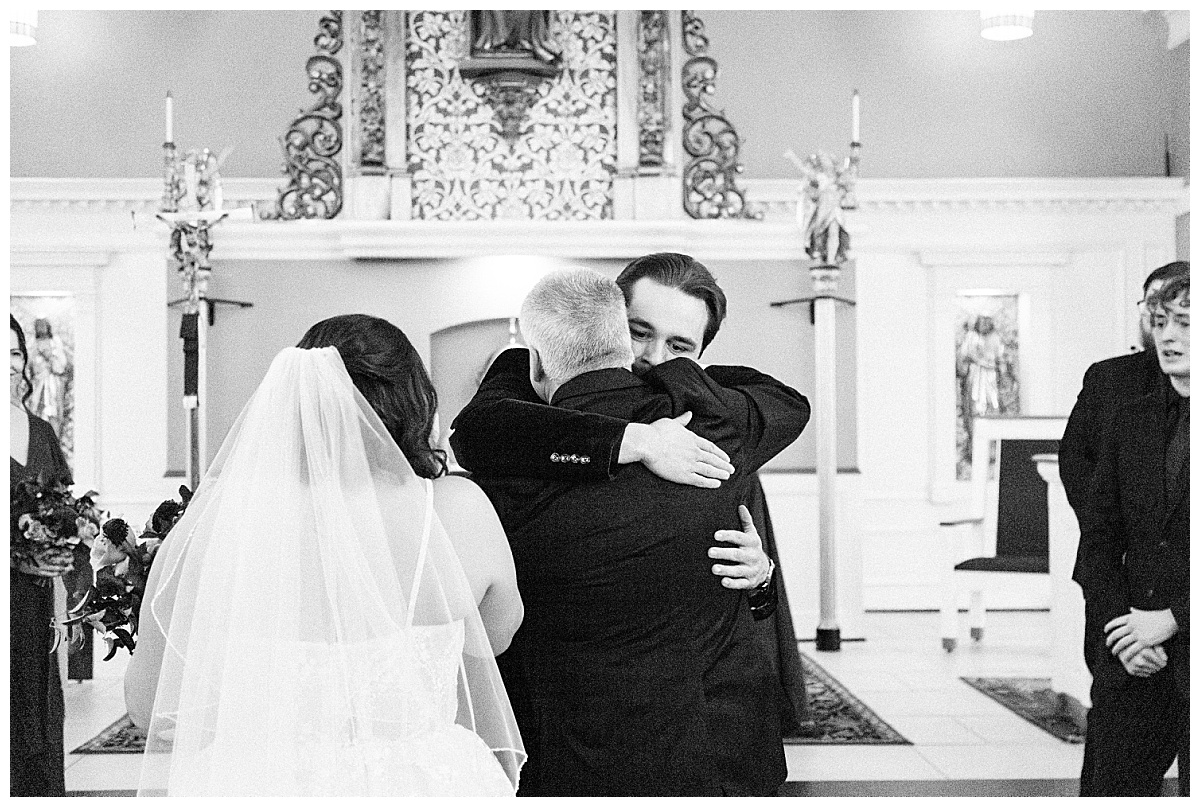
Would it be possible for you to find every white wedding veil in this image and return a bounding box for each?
[138,347,523,795]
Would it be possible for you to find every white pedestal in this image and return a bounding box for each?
[1036,454,1092,709]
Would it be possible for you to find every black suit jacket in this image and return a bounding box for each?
[1071,382,1189,697]
[452,349,813,738]
[1060,349,1162,514]
[461,349,808,796]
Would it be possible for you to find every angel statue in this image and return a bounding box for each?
[785,149,859,267]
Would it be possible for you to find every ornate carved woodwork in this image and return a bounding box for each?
[680,10,759,220]
[265,11,344,220]
[637,11,668,169]
[358,11,386,170]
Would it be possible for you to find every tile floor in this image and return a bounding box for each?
[61,610,1178,795]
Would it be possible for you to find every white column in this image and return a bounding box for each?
[811,264,841,650]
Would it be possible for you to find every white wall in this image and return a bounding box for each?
[847,180,1184,610]
[11,192,181,523]
[10,177,1187,623]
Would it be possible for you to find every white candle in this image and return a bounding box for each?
[851,90,860,143]
[165,92,174,143]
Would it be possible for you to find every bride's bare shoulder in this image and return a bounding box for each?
[432,474,493,515]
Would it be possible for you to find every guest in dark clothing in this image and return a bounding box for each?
[457,269,808,795]
[451,252,811,738]
[1072,274,1190,797]
[1060,260,1189,512]
[9,315,71,797]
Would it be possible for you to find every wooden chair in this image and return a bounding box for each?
[940,416,1066,651]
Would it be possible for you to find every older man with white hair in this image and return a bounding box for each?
[466,267,808,796]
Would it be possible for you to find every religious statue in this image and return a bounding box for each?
[174,147,230,213]
[470,11,560,65]
[28,318,70,438]
[786,149,859,267]
[957,315,1009,417]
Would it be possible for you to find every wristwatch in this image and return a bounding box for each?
[747,557,777,621]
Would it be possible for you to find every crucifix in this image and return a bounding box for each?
[151,93,254,491]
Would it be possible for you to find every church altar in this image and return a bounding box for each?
[9,8,1188,637]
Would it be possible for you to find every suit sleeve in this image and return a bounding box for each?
[1071,416,1131,636]
[449,347,627,481]
[646,359,810,474]
[1059,363,1099,514]
[1170,592,1189,638]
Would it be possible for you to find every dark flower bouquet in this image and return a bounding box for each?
[10,473,102,586]
[60,486,192,659]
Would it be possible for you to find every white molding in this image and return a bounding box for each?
[746,176,1190,217]
[10,249,113,267]
[11,176,1190,262]
[10,177,280,211]
[917,251,1072,268]
[14,175,1188,215]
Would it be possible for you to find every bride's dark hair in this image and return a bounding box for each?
[297,314,448,479]
[10,315,33,411]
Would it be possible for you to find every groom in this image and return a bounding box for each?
[462,268,808,795]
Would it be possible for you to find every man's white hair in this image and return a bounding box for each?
[520,267,634,382]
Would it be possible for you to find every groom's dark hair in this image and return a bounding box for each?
[297,314,448,479]
[615,252,727,354]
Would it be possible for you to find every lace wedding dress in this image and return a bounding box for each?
[136,347,523,795]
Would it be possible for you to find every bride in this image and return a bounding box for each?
[124,314,525,795]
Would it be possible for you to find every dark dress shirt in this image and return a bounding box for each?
[461,348,808,796]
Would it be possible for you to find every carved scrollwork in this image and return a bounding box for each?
[264,11,344,220]
[680,10,760,220]
[406,11,617,221]
[637,11,667,169]
[315,12,342,55]
[358,11,385,169]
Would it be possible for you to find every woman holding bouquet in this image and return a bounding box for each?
[126,314,525,796]
[10,315,71,796]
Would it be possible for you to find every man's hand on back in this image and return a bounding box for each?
[709,505,772,589]
[620,412,734,488]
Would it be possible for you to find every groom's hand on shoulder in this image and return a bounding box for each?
[619,411,734,488]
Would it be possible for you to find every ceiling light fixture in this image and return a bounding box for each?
[980,9,1034,41]
[10,9,37,47]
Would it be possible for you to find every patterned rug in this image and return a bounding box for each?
[960,677,1085,743]
[71,715,144,754]
[786,652,909,745]
[74,653,908,753]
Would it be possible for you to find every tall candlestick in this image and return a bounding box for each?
[165,92,174,143]
[851,90,860,143]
